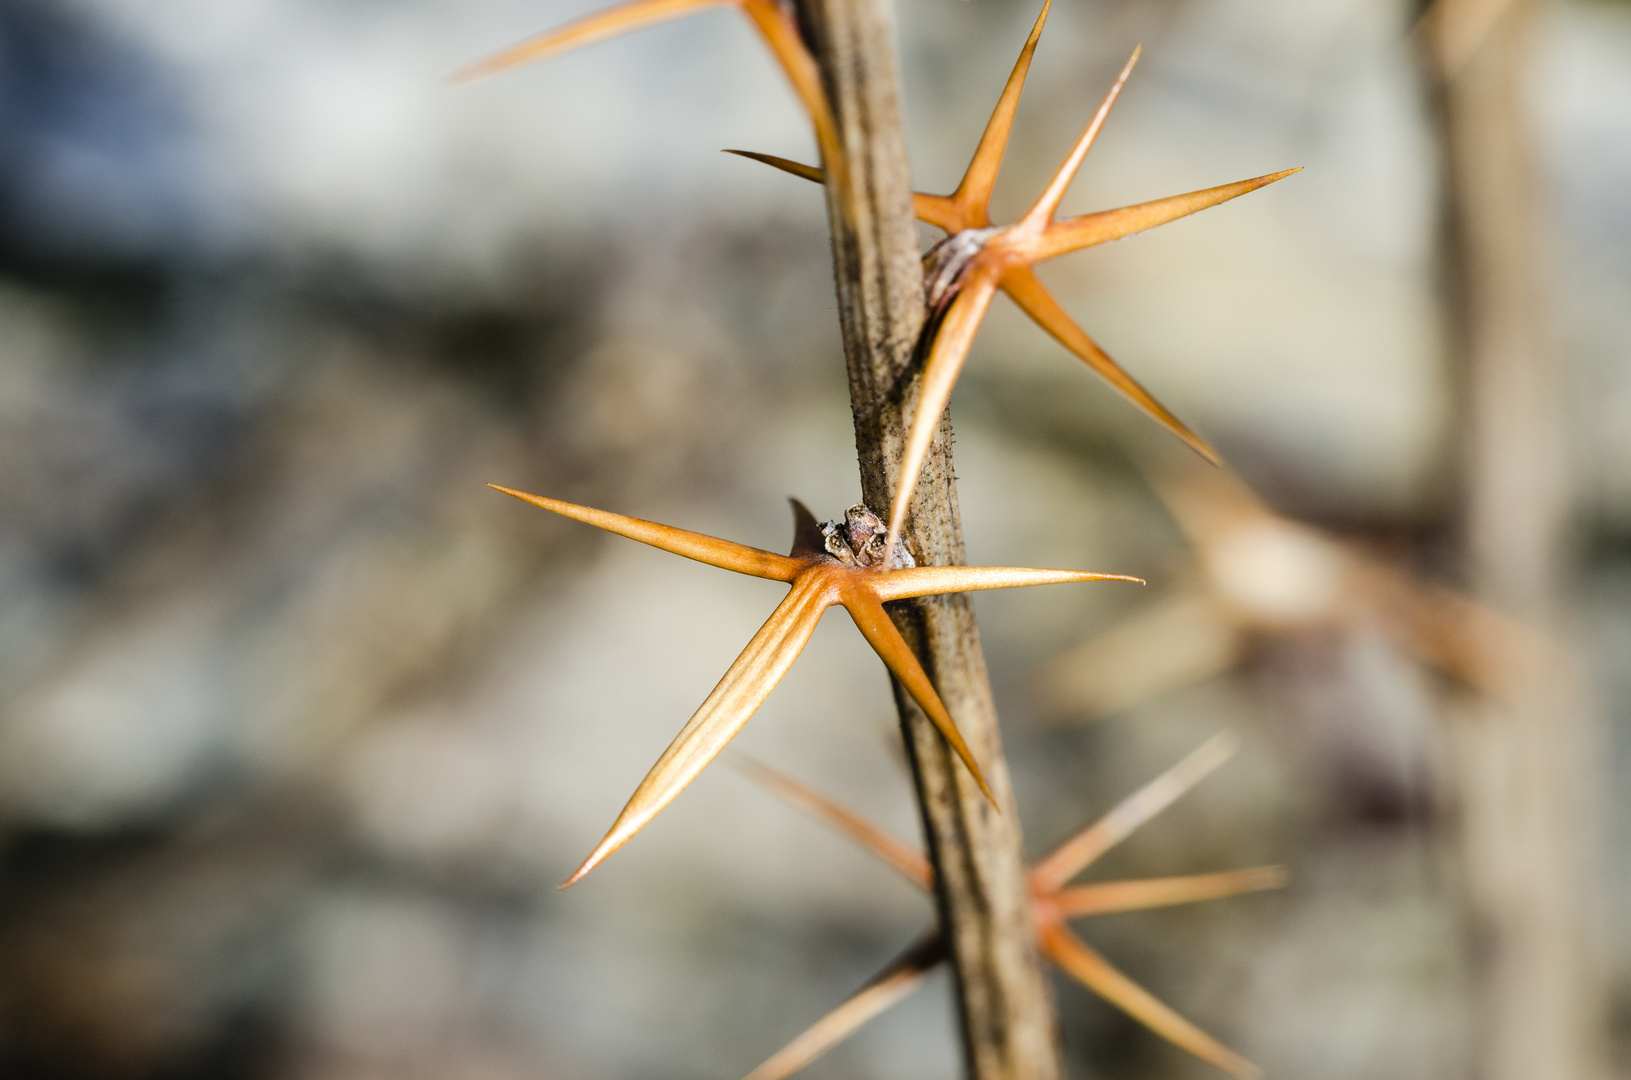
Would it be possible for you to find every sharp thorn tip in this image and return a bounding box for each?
[559,852,600,889]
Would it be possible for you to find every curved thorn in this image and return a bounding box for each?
[561,577,832,886]
[999,268,1219,464]
[883,271,1001,553]
[843,596,997,807]
[491,485,801,582]
[1032,732,1239,892]
[743,933,946,1080]
[735,757,933,890]
[1019,46,1140,229]
[1042,924,1262,1079]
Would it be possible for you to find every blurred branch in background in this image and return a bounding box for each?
[1031,462,1555,723]
[1418,0,1607,1078]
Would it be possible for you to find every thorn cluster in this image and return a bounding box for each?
[457,0,1298,552]
[726,0,1298,551]
[737,733,1282,1080]
[491,486,1137,885]
[461,2,1297,1070]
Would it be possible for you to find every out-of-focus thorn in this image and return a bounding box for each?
[1030,592,1242,723]
[451,0,731,83]
[1041,923,1262,1079]
[738,738,1277,1078]
[1139,463,1572,701]
[742,933,946,1080]
[734,757,933,890]
[450,0,841,174]
[1053,866,1287,918]
[1031,732,1238,893]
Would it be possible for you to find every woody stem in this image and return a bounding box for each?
[795,0,1064,1077]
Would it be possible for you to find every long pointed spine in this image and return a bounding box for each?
[1016,48,1140,230]
[742,933,946,1080]
[561,576,831,885]
[1052,867,1287,918]
[1041,924,1261,1079]
[882,272,1000,551]
[875,564,1141,602]
[844,597,996,805]
[451,0,732,82]
[998,268,1218,462]
[736,757,934,889]
[491,486,800,581]
[1032,169,1301,263]
[1032,732,1238,892]
[949,0,1052,218]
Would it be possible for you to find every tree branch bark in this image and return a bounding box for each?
[795,0,1063,1077]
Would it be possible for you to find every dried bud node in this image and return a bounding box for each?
[821,504,916,569]
[923,227,1001,319]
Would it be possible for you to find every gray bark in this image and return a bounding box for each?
[796,0,1065,1076]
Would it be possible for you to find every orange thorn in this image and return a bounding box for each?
[492,486,1131,883]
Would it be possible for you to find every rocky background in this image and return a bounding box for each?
[0,0,1627,1078]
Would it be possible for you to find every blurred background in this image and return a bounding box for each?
[0,0,1625,1077]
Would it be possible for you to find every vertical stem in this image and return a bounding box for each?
[795,0,1064,1077]
[1418,2,1605,1078]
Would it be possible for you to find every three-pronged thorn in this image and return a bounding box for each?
[727,0,1299,552]
[492,485,1139,886]
[736,733,1282,1080]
